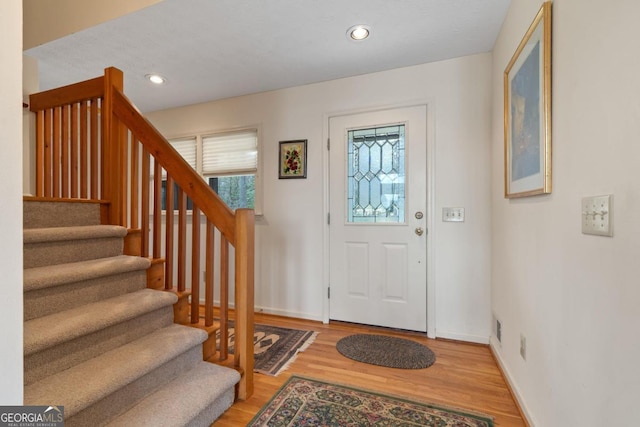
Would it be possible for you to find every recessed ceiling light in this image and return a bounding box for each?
[145,74,166,85]
[347,25,370,41]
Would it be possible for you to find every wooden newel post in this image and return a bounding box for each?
[234,208,255,400]
[101,67,125,225]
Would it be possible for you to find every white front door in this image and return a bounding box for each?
[329,106,428,332]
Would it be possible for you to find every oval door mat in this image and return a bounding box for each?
[336,334,435,369]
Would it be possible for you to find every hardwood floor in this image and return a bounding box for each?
[212,313,526,426]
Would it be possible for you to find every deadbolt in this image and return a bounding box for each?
[415,211,424,219]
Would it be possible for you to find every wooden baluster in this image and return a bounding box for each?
[36,110,44,196]
[219,234,229,361]
[177,188,187,292]
[70,102,80,199]
[52,106,61,197]
[103,67,124,224]
[165,176,174,290]
[61,105,69,198]
[141,148,151,258]
[190,206,200,324]
[153,161,162,259]
[44,109,52,197]
[119,125,128,226]
[78,101,86,198]
[90,98,99,198]
[234,208,255,400]
[130,138,139,229]
[205,220,215,327]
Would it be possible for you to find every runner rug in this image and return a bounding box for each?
[222,323,318,376]
[248,376,494,426]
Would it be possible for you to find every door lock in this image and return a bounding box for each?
[415,211,424,219]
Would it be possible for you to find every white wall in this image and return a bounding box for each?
[147,53,493,342]
[490,0,640,425]
[0,1,24,404]
[23,55,38,196]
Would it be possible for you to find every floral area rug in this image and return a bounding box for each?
[248,376,494,426]
[222,323,317,376]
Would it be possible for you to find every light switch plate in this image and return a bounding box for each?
[443,207,464,222]
[582,195,612,236]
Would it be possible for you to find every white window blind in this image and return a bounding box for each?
[202,130,257,176]
[169,137,197,169]
[161,137,197,177]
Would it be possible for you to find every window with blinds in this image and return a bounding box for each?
[202,131,257,176]
[162,129,259,211]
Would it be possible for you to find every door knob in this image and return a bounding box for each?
[415,227,424,236]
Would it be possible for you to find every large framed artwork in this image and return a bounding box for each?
[504,1,552,198]
[278,139,307,179]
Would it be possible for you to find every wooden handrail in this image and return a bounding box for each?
[29,76,104,111]
[110,88,237,245]
[28,67,254,400]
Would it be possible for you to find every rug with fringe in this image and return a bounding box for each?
[248,376,494,426]
[224,324,318,376]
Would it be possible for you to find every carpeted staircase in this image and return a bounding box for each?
[23,199,240,426]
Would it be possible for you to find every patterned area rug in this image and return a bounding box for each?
[223,323,318,376]
[337,334,436,369]
[248,376,494,426]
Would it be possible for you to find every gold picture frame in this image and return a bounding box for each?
[504,1,552,198]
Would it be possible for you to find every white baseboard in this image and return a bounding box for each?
[254,306,323,322]
[436,330,490,344]
[196,299,322,322]
[489,337,536,426]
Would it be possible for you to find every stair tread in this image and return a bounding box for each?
[24,225,127,243]
[24,324,208,417]
[24,289,178,355]
[24,255,151,292]
[106,361,240,427]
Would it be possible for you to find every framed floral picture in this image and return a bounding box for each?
[279,139,307,179]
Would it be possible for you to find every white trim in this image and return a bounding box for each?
[255,306,323,322]
[198,298,323,322]
[437,330,490,345]
[490,337,537,426]
[425,102,437,339]
[322,99,436,338]
[162,124,264,215]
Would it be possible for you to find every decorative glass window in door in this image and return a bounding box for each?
[347,125,405,223]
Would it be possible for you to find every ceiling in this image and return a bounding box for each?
[25,0,511,113]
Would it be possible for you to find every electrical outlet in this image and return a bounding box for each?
[520,334,527,360]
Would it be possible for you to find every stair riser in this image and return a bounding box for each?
[25,307,174,385]
[66,345,204,427]
[24,201,102,229]
[24,270,147,321]
[24,238,124,268]
[186,389,236,427]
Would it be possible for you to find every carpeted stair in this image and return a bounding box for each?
[23,199,240,427]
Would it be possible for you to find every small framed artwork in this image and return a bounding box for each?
[279,139,307,179]
[504,1,552,198]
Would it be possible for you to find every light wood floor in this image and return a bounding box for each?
[212,313,526,426]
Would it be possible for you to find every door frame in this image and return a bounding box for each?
[322,101,437,339]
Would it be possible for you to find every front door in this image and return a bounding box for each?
[329,106,428,332]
